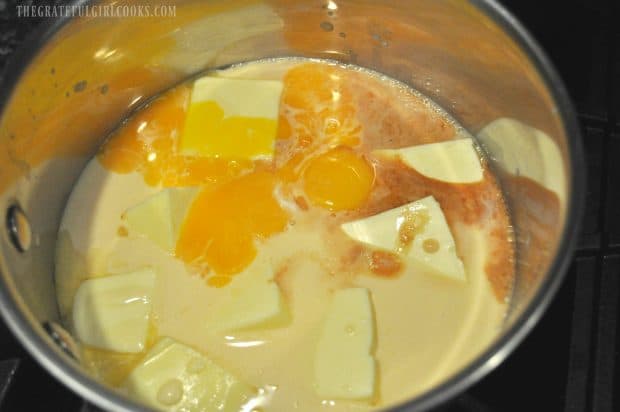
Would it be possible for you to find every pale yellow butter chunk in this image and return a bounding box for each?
[124,188,198,253]
[72,269,156,353]
[208,257,288,332]
[314,288,376,400]
[123,337,255,412]
[340,196,466,281]
[477,117,566,207]
[375,138,483,183]
[168,187,200,237]
[180,76,283,159]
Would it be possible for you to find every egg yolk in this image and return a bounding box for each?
[303,147,375,211]
[175,171,288,278]
[275,63,365,187]
[279,63,362,148]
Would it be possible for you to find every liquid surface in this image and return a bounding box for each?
[56,58,514,411]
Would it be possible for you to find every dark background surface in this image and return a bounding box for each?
[0,0,619,411]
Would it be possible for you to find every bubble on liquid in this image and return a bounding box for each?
[73,80,87,93]
[345,324,356,335]
[423,238,440,254]
[320,21,334,32]
[324,117,341,133]
[156,378,184,406]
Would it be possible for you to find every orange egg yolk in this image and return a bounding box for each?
[278,63,362,148]
[175,171,289,279]
[303,146,375,211]
[275,63,366,188]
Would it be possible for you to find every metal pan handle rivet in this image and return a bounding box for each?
[6,204,31,253]
[42,321,80,361]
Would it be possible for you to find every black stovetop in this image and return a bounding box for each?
[0,1,618,411]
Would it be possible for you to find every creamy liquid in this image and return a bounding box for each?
[56,59,511,411]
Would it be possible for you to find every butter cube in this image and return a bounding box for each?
[477,117,566,206]
[209,258,287,332]
[168,187,199,237]
[315,288,376,400]
[375,138,483,183]
[72,269,156,353]
[341,196,466,281]
[124,188,198,252]
[123,337,255,411]
[180,76,283,159]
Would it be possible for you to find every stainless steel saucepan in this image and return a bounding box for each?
[0,1,585,410]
